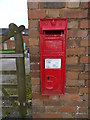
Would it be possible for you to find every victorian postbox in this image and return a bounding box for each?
[40,18,67,95]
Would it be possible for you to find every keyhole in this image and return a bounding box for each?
[47,76,49,80]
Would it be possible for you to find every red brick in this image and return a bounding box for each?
[65,87,78,94]
[29,20,38,28]
[80,20,89,28]
[31,78,40,85]
[67,2,80,8]
[66,80,78,86]
[80,56,89,64]
[30,46,39,55]
[68,65,84,72]
[60,94,80,101]
[33,113,62,118]
[30,71,40,78]
[58,107,77,113]
[66,57,78,65]
[45,106,58,112]
[43,99,61,106]
[79,107,88,113]
[77,30,88,38]
[79,72,88,80]
[30,63,40,70]
[60,9,88,18]
[68,29,88,38]
[28,9,46,19]
[28,2,38,9]
[66,71,79,80]
[85,64,90,71]
[32,106,45,113]
[30,38,39,46]
[79,87,88,94]
[32,99,43,106]
[67,39,79,48]
[80,40,88,47]
[32,85,40,93]
[68,21,78,28]
[80,2,88,8]
[80,94,88,101]
[48,9,59,18]
[32,94,49,99]
[39,2,65,9]
[30,55,40,62]
[75,113,88,118]
[67,48,85,56]
[29,30,39,38]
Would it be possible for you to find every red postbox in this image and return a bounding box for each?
[40,18,67,95]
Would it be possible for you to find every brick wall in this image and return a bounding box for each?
[27,1,89,118]
[0,35,29,50]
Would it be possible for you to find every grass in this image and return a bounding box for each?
[0,49,15,53]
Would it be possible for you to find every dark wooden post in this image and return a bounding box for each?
[9,23,27,117]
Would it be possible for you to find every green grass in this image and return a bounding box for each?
[0,49,15,53]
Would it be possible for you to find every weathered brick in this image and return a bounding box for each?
[30,55,40,63]
[39,2,65,9]
[68,29,88,38]
[79,72,88,80]
[68,21,78,29]
[85,64,90,71]
[79,107,88,113]
[30,63,40,70]
[30,38,39,46]
[32,93,49,99]
[28,2,38,9]
[39,113,62,118]
[28,9,46,19]
[29,20,38,28]
[45,106,58,112]
[80,20,89,28]
[32,85,40,93]
[62,113,73,118]
[77,30,88,38]
[80,40,88,47]
[66,80,78,86]
[66,57,78,65]
[86,47,90,55]
[80,94,88,101]
[31,78,40,85]
[60,94,80,101]
[79,87,88,94]
[65,87,78,94]
[32,106,45,113]
[60,9,88,18]
[66,71,79,80]
[75,113,88,118]
[58,107,77,113]
[43,99,61,106]
[80,2,88,8]
[48,9,59,18]
[80,56,88,64]
[30,46,39,55]
[32,99,43,106]
[67,39,80,48]
[30,71,40,78]
[29,30,39,38]
[67,2,80,8]
[67,65,84,72]
[67,48,85,56]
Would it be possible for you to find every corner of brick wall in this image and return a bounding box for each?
[27,1,89,118]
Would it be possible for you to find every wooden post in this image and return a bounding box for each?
[9,23,27,117]
[1,23,27,117]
